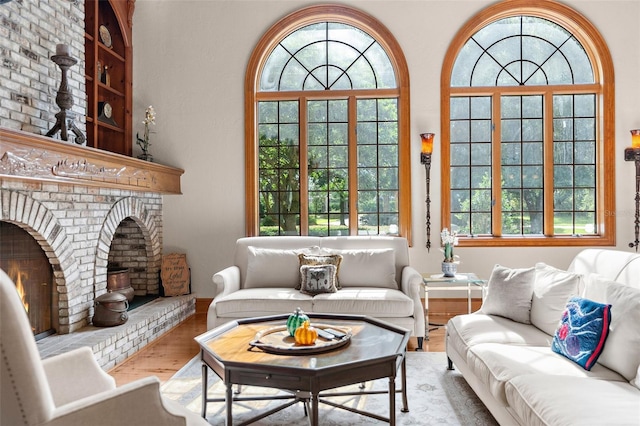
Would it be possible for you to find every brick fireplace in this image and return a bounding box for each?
[1,128,192,368]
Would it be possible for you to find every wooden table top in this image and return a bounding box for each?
[196,314,410,373]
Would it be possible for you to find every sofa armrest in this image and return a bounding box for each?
[42,346,116,407]
[47,376,201,426]
[401,265,425,338]
[400,265,422,297]
[212,265,241,298]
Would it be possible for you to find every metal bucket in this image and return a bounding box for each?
[93,292,129,327]
[107,267,134,302]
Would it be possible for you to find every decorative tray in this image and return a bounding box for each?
[249,324,351,355]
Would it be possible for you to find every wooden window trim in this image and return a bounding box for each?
[245,5,412,243]
[440,0,615,248]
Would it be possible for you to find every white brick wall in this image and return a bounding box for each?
[0,0,86,137]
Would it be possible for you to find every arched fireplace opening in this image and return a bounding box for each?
[106,217,159,308]
[0,221,58,340]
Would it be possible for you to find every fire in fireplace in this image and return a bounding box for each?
[0,221,56,339]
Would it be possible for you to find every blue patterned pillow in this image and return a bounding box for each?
[551,297,611,370]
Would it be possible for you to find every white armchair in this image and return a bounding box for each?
[0,269,208,426]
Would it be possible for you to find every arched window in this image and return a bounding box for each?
[245,5,411,240]
[441,0,615,247]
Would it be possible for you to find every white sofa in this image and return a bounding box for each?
[446,249,640,425]
[207,236,425,348]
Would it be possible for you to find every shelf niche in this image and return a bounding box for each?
[85,0,134,156]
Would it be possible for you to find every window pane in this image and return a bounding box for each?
[452,16,594,87]
[328,145,347,168]
[471,97,491,119]
[379,168,398,190]
[451,167,469,189]
[451,189,470,212]
[451,97,470,119]
[358,145,377,167]
[378,122,398,144]
[258,101,300,236]
[307,99,350,237]
[471,212,491,235]
[358,168,377,190]
[552,94,596,231]
[451,145,470,166]
[451,121,470,143]
[471,188,492,211]
[471,120,492,142]
[379,145,398,167]
[357,122,376,143]
[471,166,491,189]
[261,22,397,91]
[471,143,491,165]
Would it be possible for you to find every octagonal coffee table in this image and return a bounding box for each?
[195,313,410,426]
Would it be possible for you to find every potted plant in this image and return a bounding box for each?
[441,228,459,277]
[136,105,155,161]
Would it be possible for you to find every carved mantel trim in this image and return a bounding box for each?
[0,127,183,194]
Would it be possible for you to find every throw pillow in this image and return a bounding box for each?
[297,253,343,289]
[551,296,611,371]
[480,264,536,324]
[530,263,583,336]
[326,248,397,289]
[244,247,300,289]
[583,274,640,381]
[299,264,338,295]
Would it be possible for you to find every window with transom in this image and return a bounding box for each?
[245,5,411,239]
[441,1,615,247]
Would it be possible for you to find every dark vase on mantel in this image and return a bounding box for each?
[137,153,153,162]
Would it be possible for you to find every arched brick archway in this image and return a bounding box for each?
[0,189,83,333]
[94,196,162,296]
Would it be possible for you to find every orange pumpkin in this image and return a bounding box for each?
[294,321,318,345]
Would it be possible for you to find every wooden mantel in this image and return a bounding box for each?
[0,128,183,194]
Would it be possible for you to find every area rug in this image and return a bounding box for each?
[161,351,498,425]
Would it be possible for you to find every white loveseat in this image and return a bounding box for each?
[446,249,640,425]
[207,236,425,347]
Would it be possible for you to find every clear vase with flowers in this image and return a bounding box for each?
[136,105,156,162]
[441,228,459,277]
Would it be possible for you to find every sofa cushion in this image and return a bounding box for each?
[214,288,313,317]
[299,264,338,295]
[551,296,611,370]
[584,275,640,381]
[467,343,626,405]
[311,287,413,317]
[530,263,583,336]
[480,265,536,324]
[446,314,553,360]
[327,248,397,289]
[505,375,640,426]
[244,247,301,289]
[297,253,343,289]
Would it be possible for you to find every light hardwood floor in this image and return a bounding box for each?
[108,309,454,386]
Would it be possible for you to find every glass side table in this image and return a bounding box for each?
[421,273,487,341]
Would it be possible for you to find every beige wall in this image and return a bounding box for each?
[132,0,640,298]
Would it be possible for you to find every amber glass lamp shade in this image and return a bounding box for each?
[632,129,640,149]
[420,133,434,154]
